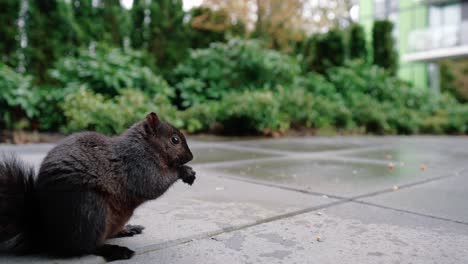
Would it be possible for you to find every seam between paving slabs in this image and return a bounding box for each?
[219,168,464,206]
[195,141,394,159]
[192,138,393,168]
[134,199,348,256]
[351,168,468,226]
[354,200,468,226]
[195,154,396,170]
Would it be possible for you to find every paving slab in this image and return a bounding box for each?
[191,146,278,164]
[342,143,468,169]
[321,202,468,236]
[0,144,53,168]
[0,143,55,154]
[359,172,468,223]
[234,137,381,153]
[215,158,454,198]
[115,202,468,264]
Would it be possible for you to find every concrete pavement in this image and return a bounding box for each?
[1,136,468,263]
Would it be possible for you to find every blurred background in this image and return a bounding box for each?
[1,0,467,143]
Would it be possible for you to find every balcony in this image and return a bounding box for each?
[403,21,468,62]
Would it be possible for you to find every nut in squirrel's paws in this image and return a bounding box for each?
[179,165,196,185]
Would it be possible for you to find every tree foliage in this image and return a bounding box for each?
[188,7,245,49]
[26,0,82,82]
[308,28,345,73]
[130,0,148,49]
[131,0,188,72]
[372,20,397,75]
[348,23,367,60]
[73,0,129,47]
[0,0,20,67]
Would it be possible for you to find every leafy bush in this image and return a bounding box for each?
[179,103,220,133]
[295,73,338,97]
[33,85,69,131]
[2,37,468,137]
[327,60,421,106]
[178,90,289,135]
[420,95,468,134]
[215,90,289,135]
[346,94,394,134]
[50,45,172,97]
[440,59,468,103]
[277,86,316,128]
[61,87,180,135]
[173,38,301,107]
[277,85,353,130]
[0,64,38,129]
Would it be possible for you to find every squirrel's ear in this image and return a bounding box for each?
[145,112,160,134]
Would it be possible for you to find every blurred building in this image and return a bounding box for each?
[359,0,468,91]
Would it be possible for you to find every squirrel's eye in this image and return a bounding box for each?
[171,135,180,145]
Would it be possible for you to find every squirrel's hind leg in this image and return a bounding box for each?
[112,225,145,238]
[95,244,134,261]
[37,189,108,257]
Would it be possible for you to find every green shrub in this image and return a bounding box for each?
[61,87,180,135]
[446,104,468,134]
[175,59,468,136]
[33,85,69,131]
[372,20,398,75]
[50,45,172,97]
[173,38,301,107]
[387,107,422,134]
[421,95,468,134]
[216,90,289,135]
[0,64,38,129]
[440,59,468,103]
[294,73,338,97]
[179,103,220,133]
[327,60,419,106]
[177,90,290,135]
[277,86,316,128]
[279,82,353,130]
[347,94,394,134]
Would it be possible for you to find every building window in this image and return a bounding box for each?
[463,1,468,20]
[374,0,398,19]
[429,2,461,27]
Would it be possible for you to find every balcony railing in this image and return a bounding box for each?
[408,21,468,53]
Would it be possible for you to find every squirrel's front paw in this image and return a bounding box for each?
[179,165,196,185]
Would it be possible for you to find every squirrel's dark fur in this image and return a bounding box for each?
[0,112,196,261]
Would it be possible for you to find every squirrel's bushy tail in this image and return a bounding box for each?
[0,155,36,253]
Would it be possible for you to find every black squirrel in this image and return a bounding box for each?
[0,112,196,261]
